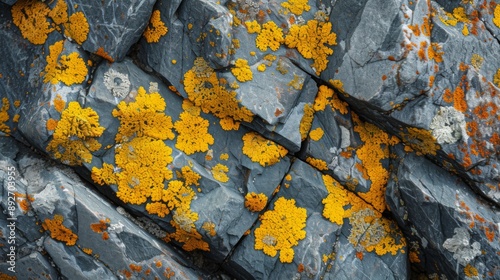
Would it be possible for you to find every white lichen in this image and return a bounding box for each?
[103,68,131,98]
[443,227,481,266]
[430,106,467,144]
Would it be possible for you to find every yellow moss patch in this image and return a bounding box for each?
[244,192,268,212]
[285,20,337,75]
[0,98,10,134]
[255,21,284,52]
[309,127,324,141]
[231,59,253,82]
[184,57,254,124]
[11,0,53,45]
[46,101,104,165]
[255,197,307,263]
[299,103,314,141]
[143,10,168,43]
[174,100,214,155]
[43,40,88,86]
[306,157,328,171]
[281,0,310,15]
[242,132,288,166]
[64,12,89,45]
[42,214,78,246]
[211,163,229,183]
[112,86,174,143]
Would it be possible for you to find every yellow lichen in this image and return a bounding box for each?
[180,166,201,187]
[174,100,214,155]
[211,163,229,183]
[494,69,500,87]
[184,57,254,125]
[143,10,168,43]
[321,174,348,225]
[244,192,268,212]
[219,153,229,160]
[299,103,314,141]
[46,101,104,165]
[494,4,500,28]
[285,20,337,74]
[464,263,478,277]
[112,86,174,143]
[202,222,217,236]
[245,20,261,33]
[400,127,440,156]
[242,132,288,166]
[281,0,310,15]
[353,114,399,212]
[42,214,78,246]
[231,59,253,82]
[166,208,209,252]
[257,64,267,72]
[306,157,328,171]
[309,127,324,141]
[48,0,68,25]
[11,0,53,45]
[254,197,307,263]
[43,40,88,86]
[0,98,10,134]
[255,21,284,52]
[64,12,89,45]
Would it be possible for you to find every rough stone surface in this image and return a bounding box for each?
[1,0,500,279]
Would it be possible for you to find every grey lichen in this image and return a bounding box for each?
[103,68,131,98]
[429,106,466,144]
[443,227,481,266]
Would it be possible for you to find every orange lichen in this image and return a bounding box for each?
[428,43,444,63]
[453,86,467,113]
[255,21,284,51]
[11,0,53,45]
[202,222,216,236]
[242,132,288,166]
[143,10,168,43]
[285,20,337,74]
[165,208,209,252]
[112,86,174,143]
[409,251,421,263]
[64,12,89,45]
[0,98,10,134]
[244,192,268,212]
[174,100,214,155]
[464,263,478,277]
[254,197,307,263]
[82,248,93,255]
[211,163,229,183]
[281,0,310,15]
[183,57,254,125]
[90,219,108,233]
[96,47,114,62]
[129,264,142,273]
[43,40,88,86]
[46,101,104,165]
[46,118,58,130]
[299,103,314,141]
[42,214,78,246]
[231,59,253,82]
[309,127,324,141]
[493,69,500,87]
[53,94,66,112]
[48,0,68,25]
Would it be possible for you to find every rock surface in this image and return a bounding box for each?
[1,0,499,279]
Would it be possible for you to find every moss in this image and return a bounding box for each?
[64,12,89,45]
[112,86,174,143]
[184,57,254,127]
[143,10,168,43]
[285,20,337,75]
[255,21,284,52]
[43,40,88,86]
[244,192,268,212]
[46,101,104,165]
[254,197,307,263]
[242,132,288,166]
[174,100,214,155]
[211,163,229,183]
[42,214,78,246]
[231,59,253,82]
[11,0,53,45]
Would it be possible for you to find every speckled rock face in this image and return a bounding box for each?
[1,0,499,279]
